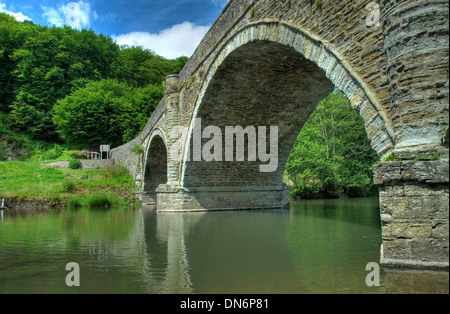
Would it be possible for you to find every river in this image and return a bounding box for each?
[0,198,448,294]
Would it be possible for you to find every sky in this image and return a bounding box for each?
[0,0,229,59]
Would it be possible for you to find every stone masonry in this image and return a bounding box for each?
[111,0,449,270]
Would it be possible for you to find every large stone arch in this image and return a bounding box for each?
[177,22,394,206]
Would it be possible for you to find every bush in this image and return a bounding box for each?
[87,195,114,209]
[67,198,83,209]
[62,180,77,193]
[41,145,63,161]
[68,159,82,169]
[131,144,144,155]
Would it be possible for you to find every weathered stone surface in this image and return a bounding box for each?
[41,160,114,169]
[110,0,449,270]
[374,160,449,185]
[375,160,449,269]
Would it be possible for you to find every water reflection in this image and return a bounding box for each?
[147,209,204,293]
[287,198,384,294]
[0,199,448,294]
[384,269,449,294]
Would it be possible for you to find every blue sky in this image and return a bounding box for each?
[0,0,229,58]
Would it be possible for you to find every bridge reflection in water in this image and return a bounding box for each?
[0,200,447,294]
[125,202,448,294]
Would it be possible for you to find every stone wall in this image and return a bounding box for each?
[374,160,449,269]
[381,0,449,150]
[41,160,114,169]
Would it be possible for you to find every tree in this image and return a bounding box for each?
[53,80,163,148]
[113,46,188,87]
[0,13,187,144]
[285,90,379,199]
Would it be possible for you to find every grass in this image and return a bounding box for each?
[383,152,441,162]
[86,195,114,209]
[0,160,137,207]
[0,134,138,209]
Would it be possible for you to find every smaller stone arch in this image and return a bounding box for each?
[143,130,168,203]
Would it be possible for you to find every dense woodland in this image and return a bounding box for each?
[0,13,187,147]
[0,13,378,199]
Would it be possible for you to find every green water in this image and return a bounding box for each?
[0,198,447,294]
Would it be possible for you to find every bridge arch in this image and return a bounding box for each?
[143,129,168,196]
[181,22,395,195]
[112,2,449,270]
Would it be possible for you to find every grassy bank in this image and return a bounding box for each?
[0,160,138,209]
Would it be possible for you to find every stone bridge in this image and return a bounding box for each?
[111,0,449,270]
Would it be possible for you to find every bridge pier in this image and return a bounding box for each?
[155,185,290,212]
[374,158,449,270]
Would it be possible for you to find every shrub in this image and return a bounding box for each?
[67,198,83,209]
[131,144,144,155]
[62,180,77,193]
[41,145,63,161]
[87,195,114,209]
[68,159,82,169]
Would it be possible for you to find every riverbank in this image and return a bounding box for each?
[0,160,139,213]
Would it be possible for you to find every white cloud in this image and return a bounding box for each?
[113,22,210,59]
[41,5,64,26]
[41,1,94,29]
[0,2,32,22]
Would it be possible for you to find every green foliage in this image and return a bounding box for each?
[87,195,114,209]
[383,152,441,162]
[0,13,188,147]
[62,180,77,193]
[131,144,145,155]
[41,144,63,161]
[103,165,133,183]
[53,80,164,148]
[68,159,82,170]
[0,160,136,204]
[383,153,398,162]
[286,90,379,199]
[0,118,7,138]
[67,198,82,209]
[113,46,188,87]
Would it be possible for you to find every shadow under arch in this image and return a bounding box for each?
[143,132,168,204]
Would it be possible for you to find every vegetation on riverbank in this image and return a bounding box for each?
[285,91,379,199]
[0,159,137,208]
[1,13,379,203]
